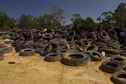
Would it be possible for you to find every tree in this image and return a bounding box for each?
[98,3,126,30]
[18,14,35,29]
[36,13,63,32]
[113,3,126,28]
[71,13,85,30]
[71,14,96,31]
[97,11,114,29]
[0,11,15,30]
[47,7,64,25]
[84,17,96,31]
[98,11,113,23]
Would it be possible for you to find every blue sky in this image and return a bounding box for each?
[0,0,126,19]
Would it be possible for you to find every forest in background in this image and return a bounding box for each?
[0,3,126,32]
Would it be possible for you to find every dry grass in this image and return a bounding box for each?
[0,48,113,84]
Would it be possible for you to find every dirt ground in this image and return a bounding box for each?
[0,48,113,84]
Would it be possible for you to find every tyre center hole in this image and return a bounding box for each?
[70,54,83,59]
[92,52,100,57]
[25,49,32,52]
[111,31,115,34]
[107,62,118,67]
[8,61,16,64]
[87,46,95,51]
[49,54,57,57]
[102,32,106,36]
[85,42,88,45]
[114,57,124,61]
[118,74,126,79]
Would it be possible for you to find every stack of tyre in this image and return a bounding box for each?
[4,27,126,84]
[99,55,126,84]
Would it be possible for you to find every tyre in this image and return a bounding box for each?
[98,30,111,42]
[34,40,48,48]
[61,50,90,66]
[35,47,44,55]
[44,52,61,62]
[99,60,122,73]
[14,40,25,51]
[3,39,14,44]
[42,33,53,40]
[111,71,126,84]
[0,53,4,60]
[0,44,13,54]
[19,48,35,56]
[87,44,98,52]
[89,51,103,61]
[80,39,92,48]
[24,41,34,48]
[111,56,126,65]
[107,28,118,40]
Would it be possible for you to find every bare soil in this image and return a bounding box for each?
[0,49,113,84]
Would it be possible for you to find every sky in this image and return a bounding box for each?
[0,0,126,19]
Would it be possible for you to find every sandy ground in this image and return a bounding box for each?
[0,48,113,84]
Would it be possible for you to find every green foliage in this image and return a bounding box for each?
[113,3,126,28]
[47,7,64,24]
[0,2,126,32]
[71,13,85,28]
[18,15,35,29]
[98,11,113,23]
[71,14,96,31]
[85,17,96,29]
[0,11,15,30]
[36,14,61,32]
[98,3,126,29]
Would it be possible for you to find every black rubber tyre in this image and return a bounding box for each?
[2,46,13,53]
[122,65,126,71]
[111,56,126,65]
[0,53,4,60]
[35,48,45,56]
[98,30,111,42]
[42,33,53,40]
[0,44,13,54]
[3,39,14,44]
[80,39,92,48]
[34,40,48,48]
[107,28,118,40]
[111,71,126,84]
[100,60,122,73]
[24,41,34,48]
[50,38,69,53]
[87,44,98,52]
[61,51,90,66]
[89,51,103,61]
[13,40,25,51]
[19,48,35,56]
[44,52,61,62]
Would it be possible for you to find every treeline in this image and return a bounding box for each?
[0,3,126,32]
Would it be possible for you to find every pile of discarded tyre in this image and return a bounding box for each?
[0,40,13,60]
[0,26,126,84]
